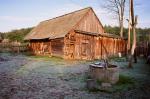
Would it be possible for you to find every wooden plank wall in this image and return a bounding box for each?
[75,9,104,34]
[75,33,95,60]
[64,31,76,59]
[30,38,64,56]
[100,37,126,59]
[94,37,101,59]
[64,32,127,60]
[64,31,96,60]
[51,38,64,57]
[30,40,51,55]
[29,34,126,60]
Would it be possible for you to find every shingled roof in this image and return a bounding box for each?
[24,7,92,40]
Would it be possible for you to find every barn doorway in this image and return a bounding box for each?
[81,39,91,59]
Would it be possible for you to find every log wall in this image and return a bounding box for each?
[30,38,64,57]
[64,31,76,59]
[74,33,95,60]
[29,33,126,60]
[51,38,64,57]
[30,40,51,55]
[64,31,127,60]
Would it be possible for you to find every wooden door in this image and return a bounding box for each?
[81,39,91,59]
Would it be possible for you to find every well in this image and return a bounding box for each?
[89,63,119,84]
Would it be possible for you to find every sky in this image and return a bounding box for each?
[0,0,150,32]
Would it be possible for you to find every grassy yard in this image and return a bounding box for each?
[0,53,150,99]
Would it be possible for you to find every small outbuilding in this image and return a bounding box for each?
[25,7,127,60]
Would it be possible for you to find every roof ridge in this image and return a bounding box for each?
[41,7,92,23]
[24,7,93,40]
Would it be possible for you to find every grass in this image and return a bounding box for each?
[15,66,30,76]
[29,55,51,59]
[87,74,136,93]
[28,55,63,61]
[117,74,135,85]
[110,56,127,62]
[112,74,135,92]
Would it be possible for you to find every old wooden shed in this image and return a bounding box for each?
[24,7,127,60]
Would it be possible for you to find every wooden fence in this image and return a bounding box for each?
[0,42,29,53]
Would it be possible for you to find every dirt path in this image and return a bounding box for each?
[0,53,150,99]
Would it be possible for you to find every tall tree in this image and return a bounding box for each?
[127,0,132,51]
[104,0,126,37]
[128,0,138,68]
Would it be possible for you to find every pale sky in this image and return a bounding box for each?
[0,0,150,32]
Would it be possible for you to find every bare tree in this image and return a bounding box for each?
[103,0,126,37]
[128,0,138,68]
[127,0,131,52]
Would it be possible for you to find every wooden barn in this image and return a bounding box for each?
[24,7,127,60]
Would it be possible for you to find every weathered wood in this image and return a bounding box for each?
[89,64,119,84]
[29,33,126,60]
[51,38,64,57]
[63,30,127,60]
[30,39,51,55]
[27,7,127,60]
[0,42,28,53]
[75,9,104,34]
